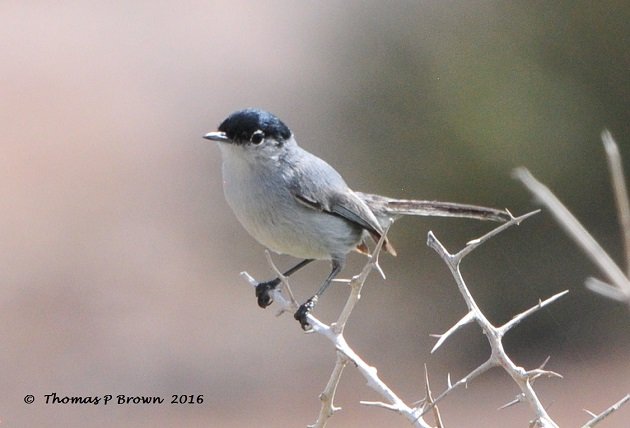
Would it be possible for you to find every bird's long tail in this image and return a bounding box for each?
[357,192,511,223]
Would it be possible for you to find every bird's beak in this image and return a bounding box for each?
[203,131,230,142]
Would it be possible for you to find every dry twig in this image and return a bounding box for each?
[513,131,630,307]
[581,394,630,428]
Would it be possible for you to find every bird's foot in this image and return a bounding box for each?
[255,278,281,308]
[294,296,318,330]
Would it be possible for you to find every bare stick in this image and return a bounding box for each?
[514,167,630,306]
[584,276,628,303]
[581,394,630,428]
[426,359,495,411]
[499,290,569,334]
[309,353,347,428]
[424,364,444,428]
[602,130,630,275]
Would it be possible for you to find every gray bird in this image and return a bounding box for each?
[204,108,509,329]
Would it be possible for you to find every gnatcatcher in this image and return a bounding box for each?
[204,108,509,329]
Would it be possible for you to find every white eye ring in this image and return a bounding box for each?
[250,130,265,144]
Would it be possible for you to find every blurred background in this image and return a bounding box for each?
[1,1,628,427]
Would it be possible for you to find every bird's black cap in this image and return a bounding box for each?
[216,108,292,143]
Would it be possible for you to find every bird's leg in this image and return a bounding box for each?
[256,258,313,308]
[294,258,344,330]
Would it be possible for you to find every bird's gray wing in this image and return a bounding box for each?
[287,149,396,254]
[293,190,396,255]
[293,190,383,237]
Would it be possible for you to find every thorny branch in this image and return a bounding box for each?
[242,223,432,428]
[425,210,565,428]
[242,196,628,426]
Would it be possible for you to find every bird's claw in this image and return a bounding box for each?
[294,296,318,330]
[255,279,280,308]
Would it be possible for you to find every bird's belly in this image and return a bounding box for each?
[224,180,362,260]
[238,204,363,259]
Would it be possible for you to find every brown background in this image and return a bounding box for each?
[2,1,629,427]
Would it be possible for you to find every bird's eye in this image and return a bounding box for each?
[250,130,265,144]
